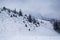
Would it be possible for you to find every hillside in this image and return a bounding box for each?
[0,7,60,40]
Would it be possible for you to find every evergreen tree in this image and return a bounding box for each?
[13,9,17,14]
[8,10,10,13]
[53,21,60,33]
[13,14,17,17]
[28,14,32,23]
[19,9,23,16]
[33,18,36,24]
[3,6,6,10]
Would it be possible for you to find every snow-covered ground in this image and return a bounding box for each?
[0,8,60,40]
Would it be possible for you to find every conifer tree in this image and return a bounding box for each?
[28,14,32,23]
[13,9,17,14]
[3,6,6,10]
[19,9,23,16]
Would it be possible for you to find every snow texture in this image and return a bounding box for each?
[0,7,60,40]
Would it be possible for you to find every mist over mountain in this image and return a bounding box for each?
[0,0,60,20]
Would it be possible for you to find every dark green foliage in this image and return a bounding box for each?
[13,14,17,17]
[10,15,13,17]
[8,10,11,13]
[33,18,36,24]
[18,9,23,16]
[50,19,56,22]
[3,6,6,10]
[27,14,40,27]
[35,24,38,27]
[41,21,44,23]
[23,21,25,23]
[1,9,3,11]
[29,29,30,31]
[0,11,1,13]
[25,24,27,27]
[25,14,27,17]
[37,22,40,25]
[28,14,32,23]
[53,21,60,33]
[13,9,17,14]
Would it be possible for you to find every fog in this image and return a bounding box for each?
[0,0,60,20]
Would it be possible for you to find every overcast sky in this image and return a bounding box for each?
[0,0,60,20]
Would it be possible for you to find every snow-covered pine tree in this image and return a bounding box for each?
[33,18,36,24]
[8,9,11,13]
[28,14,32,23]
[3,6,6,10]
[13,9,17,14]
[18,9,23,16]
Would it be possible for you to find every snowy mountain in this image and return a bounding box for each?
[0,7,60,40]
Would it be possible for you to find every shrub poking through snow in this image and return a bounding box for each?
[1,9,3,11]
[10,15,13,17]
[29,29,30,31]
[37,22,40,25]
[23,21,25,23]
[25,24,27,27]
[41,21,44,23]
[25,14,27,17]
[13,14,17,17]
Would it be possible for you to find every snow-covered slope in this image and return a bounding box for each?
[0,7,60,40]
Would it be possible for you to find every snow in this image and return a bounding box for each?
[0,8,60,40]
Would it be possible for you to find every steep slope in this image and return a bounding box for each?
[0,7,60,40]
